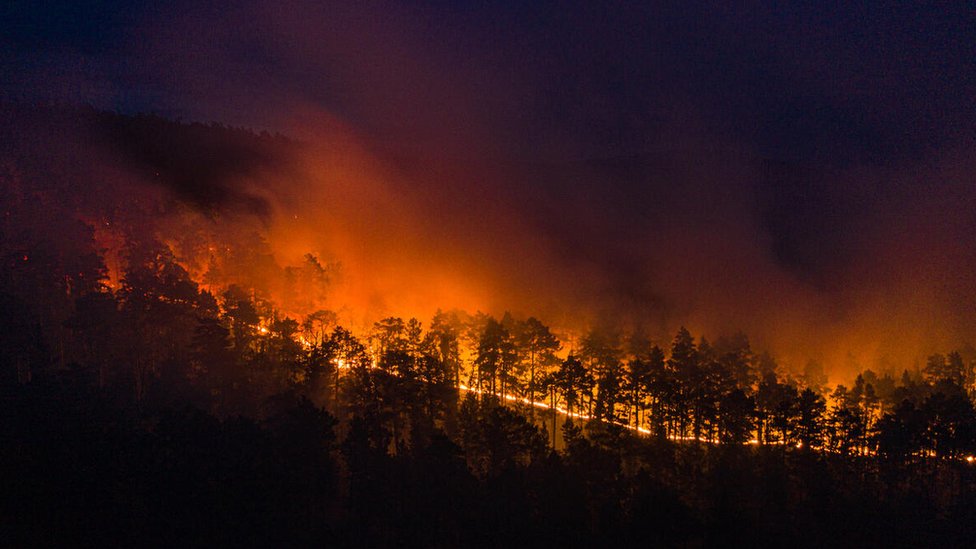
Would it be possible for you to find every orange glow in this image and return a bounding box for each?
[71,105,976,389]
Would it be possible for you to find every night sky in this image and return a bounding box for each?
[5,2,974,161]
[3,1,976,377]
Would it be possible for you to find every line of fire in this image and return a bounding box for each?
[0,106,976,547]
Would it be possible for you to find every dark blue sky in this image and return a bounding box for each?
[3,1,974,163]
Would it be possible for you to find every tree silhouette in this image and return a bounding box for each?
[827,385,867,455]
[624,355,651,430]
[324,326,369,418]
[644,345,669,437]
[118,237,216,403]
[594,362,624,422]
[667,327,697,438]
[429,309,463,387]
[795,388,827,449]
[875,399,926,461]
[555,354,595,421]
[221,285,260,358]
[717,388,755,444]
[475,317,517,396]
[714,332,756,391]
[515,316,561,412]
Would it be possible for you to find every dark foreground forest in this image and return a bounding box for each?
[3,105,976,547]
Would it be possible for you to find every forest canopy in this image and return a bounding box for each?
[3,104,976,546]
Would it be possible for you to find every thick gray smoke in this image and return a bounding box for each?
[5,1,976,382]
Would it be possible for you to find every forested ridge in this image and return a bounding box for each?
[3,105,976,547]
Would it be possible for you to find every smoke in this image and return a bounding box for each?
[96,112,283,218]
[5,1,976,382]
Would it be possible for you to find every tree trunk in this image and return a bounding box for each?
[334,366,340,416]
[551,389,557,448]
[528,351,536,420]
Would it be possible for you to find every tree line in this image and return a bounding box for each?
[5,105,976,545]
[4,204,976,464]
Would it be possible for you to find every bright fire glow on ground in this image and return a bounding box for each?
[251,322,976,457]
[456,382,730,444]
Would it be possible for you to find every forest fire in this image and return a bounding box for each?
[3,101,975,466]
[4,1,976,545]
